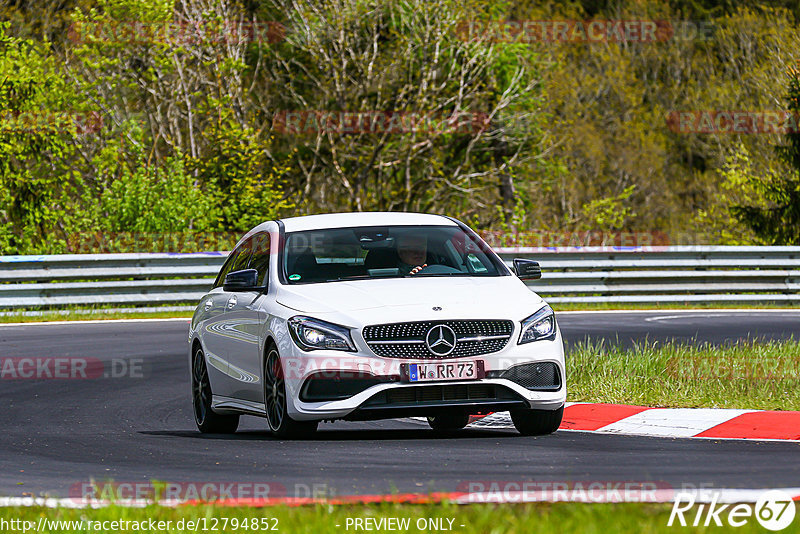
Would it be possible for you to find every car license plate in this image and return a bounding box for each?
[402,361,484,382]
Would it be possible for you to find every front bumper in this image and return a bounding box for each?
[282,330,566,421]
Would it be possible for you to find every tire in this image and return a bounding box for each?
[427,413,470,432]
[510,406,564,436]
[264,344,318,439]
[192,346,239,434]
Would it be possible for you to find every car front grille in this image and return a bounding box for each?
[362,319,514,359]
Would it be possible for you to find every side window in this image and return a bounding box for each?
[213,238,254,288]
[229,238,254,273]
[213,254,236,289]
[249,233,271,286]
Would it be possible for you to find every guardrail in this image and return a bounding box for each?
[1,247,799,308]
[495,246,800,303]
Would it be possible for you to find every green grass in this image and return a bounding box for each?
[568,339,800,410]
[553,301,800,312]
[2,300,798,323]
[0,502,773,533]
[0,309,192,323]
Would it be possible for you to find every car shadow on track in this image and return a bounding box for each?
[139,427,519,441]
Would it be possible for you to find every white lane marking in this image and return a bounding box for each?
[4,488,800,507]
[595,408,756,438]
[0,497,172,508]
[3,309,798,326]
[454,487,800,504]
[408,403,579,429]
[0,318,191,327]
[558,309,800,315]
[643,313,771,322]
[556,428,800,443]
[469,412,513,428]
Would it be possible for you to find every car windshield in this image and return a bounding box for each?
[282,225,507,284]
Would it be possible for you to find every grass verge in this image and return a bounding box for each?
[3,300,799,323]
[552,301,800,312]
[0,309,192,323]
[0,502,768,533]
[568,339,800,410]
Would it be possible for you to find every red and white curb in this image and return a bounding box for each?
[454,402,800,441]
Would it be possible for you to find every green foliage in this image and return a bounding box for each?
[5,0,800,252]
[260,0,549,227]
[188,110,294,232]
[728,64,800,244]
[0,22,87,254]
[691,147,760,245]
[579,185,636,233]
[99,152,212,234]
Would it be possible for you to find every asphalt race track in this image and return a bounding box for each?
[1,311,799,499]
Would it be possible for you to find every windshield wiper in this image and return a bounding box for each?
[404,272,474,277]
[323,275,400,282]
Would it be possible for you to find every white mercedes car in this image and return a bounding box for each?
[189,212,565,437]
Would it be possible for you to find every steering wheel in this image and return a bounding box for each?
[414,264,461,275]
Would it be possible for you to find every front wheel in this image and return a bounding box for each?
[192,346,239,434]
[510,406,563,436]
[264,345,318,439]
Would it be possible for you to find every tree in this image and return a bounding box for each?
[0,22,89,253]
[730,62,800,244]
[256,0,550,226]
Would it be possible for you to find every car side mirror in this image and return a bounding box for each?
[513,259,542,280]
[223,269,264,292]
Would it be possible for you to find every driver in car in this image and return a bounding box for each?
[396,234,428,275]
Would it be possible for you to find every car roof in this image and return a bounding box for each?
[279,212,457,232]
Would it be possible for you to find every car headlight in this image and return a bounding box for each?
[288,316,356,351]
[519,305,556,344]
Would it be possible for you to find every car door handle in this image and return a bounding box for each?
[204,299,213,311]
[226,295,238,309]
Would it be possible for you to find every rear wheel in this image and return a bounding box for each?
[192,346,239,433]
[427,413,470,432]
[510,406,563,436]
[264,345,318,438]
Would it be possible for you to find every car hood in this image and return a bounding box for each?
[275,276,545,324]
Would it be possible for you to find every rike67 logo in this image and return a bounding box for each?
[669,490,796,530]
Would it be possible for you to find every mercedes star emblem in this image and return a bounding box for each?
[425,324,457,356]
